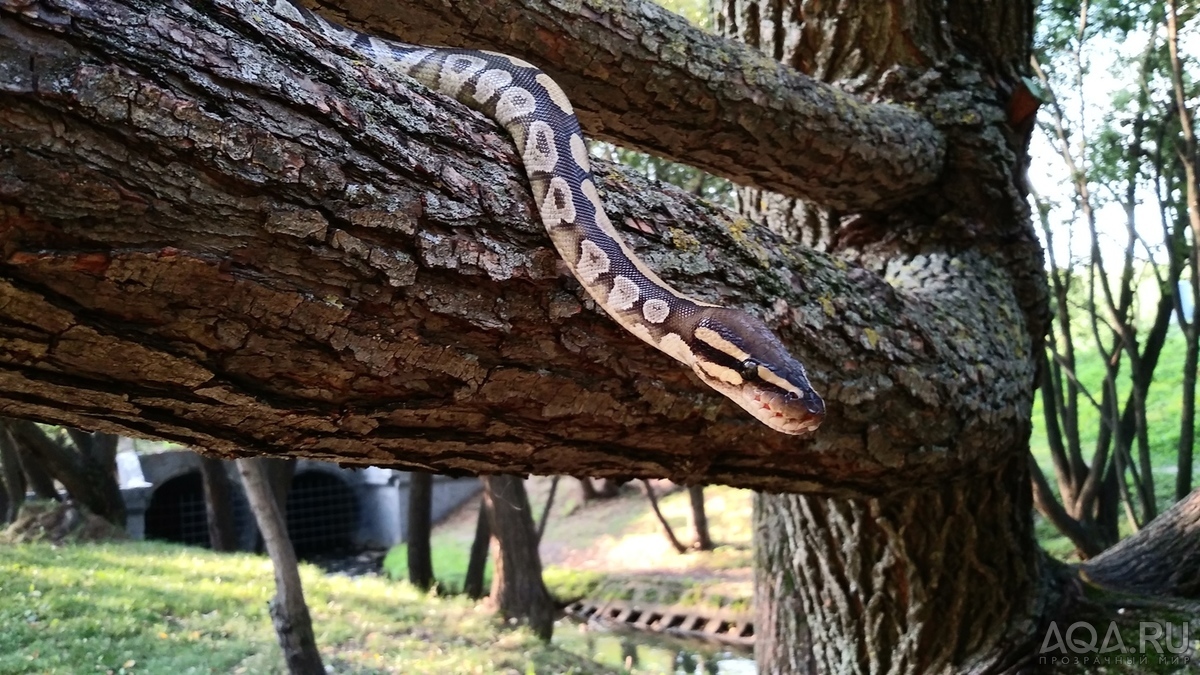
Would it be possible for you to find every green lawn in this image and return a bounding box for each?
[0,541,609,675]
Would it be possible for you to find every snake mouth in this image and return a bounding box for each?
[745,389,825,435]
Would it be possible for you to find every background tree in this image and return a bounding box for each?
[1,421,124,526]
[237,457,325,674]
[1028,0,1199,557]
[406,471,435,591]
[197,456,238,551]
[482,475,555,641]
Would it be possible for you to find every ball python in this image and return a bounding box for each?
[273,1,825,434]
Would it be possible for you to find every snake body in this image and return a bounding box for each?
[275,2,825,434]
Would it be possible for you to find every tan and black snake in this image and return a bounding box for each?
[272,1,825,434]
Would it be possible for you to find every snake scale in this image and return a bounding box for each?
[273,1,825,434]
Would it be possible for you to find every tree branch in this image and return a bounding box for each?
[0,0,1032,496]
[307,0,945,210]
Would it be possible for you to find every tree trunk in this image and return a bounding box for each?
[1080,487,1200,599]
[643,479,687,554]
[687,485,713,551]
[406,471,435,591]
[197,456,239,552]
[0,424,25,522]
[755,458,1045,673]
[711,0,1052,670]
[7,421,125,526]
[237,457,325,675]
[482,475,555,640]
[536,475,559,543]
[464,495,492,600]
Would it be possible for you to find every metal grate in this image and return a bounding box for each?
[143,471,250,548]
[285,471,359,557]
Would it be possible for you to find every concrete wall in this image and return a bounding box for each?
[123,449,480,552]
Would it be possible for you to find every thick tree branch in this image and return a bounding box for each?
[306,0,945,211]
[0,0,1032,496]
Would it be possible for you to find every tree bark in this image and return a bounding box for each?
[755,458,1047,673]
[7,421,125,525]
[236,457,326,675]
[406,470,435,591]
[198,456,239,552]
[711,0,1053,671]
[305,0,943,211]
[1080,487,1200,599]
[687,485,713,551]
[482,475,555,640]
[463,494,492,600]
[0,0,1038,498]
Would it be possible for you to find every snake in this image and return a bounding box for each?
[272,1,825,435]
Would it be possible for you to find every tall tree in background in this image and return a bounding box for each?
[1025,0,1199,556]
[482,476,555,640]
[1,0,1195,670]
[197,456,238,551]
[406,471,435,591]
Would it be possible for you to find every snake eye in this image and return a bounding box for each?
[740,359,760,378]
[784,391,800,402]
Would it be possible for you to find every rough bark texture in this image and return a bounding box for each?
[1080,487,1200,599]
[711,1,1054,673]
[236,456,326,675]
[7,421,125,526]
[198,455,238,551]
[406,470,434,591]
[755,458,1048,674]
[482,474,555,641]
[0,0,1040,498]
[305,0,944,211]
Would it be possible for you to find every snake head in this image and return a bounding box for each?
[688,310,825,435]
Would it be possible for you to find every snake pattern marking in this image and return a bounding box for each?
[274,1,825,434]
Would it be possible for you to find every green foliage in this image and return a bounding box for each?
[381,540,490,595]
[592,142,738,209]
[0,541,609,674]
[653,0,711,28]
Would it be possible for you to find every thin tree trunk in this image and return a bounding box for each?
[8,421,125,525]
[406,471,434,591]
[482,475,554,640]
[642,480,687,554]
[464,494,492,600]
[236,457,325,675]
[687,485,714,551]
[536,476,559,543]
[0,425,25,522]
[198,456,238,552]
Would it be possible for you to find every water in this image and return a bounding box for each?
[553,619,756,674]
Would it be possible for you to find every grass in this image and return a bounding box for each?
[0,541,610,675]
